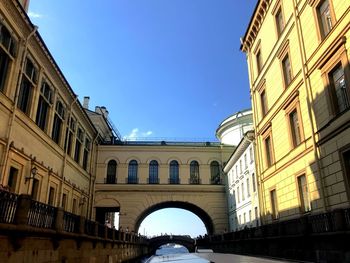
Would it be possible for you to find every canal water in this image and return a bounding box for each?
[141,245,210,263]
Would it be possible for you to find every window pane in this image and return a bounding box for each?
[169,160,179,184]
[265,136,273,167]
[270,189,278,219]
[107,160,117,184]
[149,160,159,184]
[128,160,138,184]
[289,109,301,146]
[261,90,268,116]
[298,175,311,212]
[331,65,349,112]
[275,8,284,36]
[282,55,292,86]
[190,161,200,184]
[318,0,333,37]
[210,161,220,184]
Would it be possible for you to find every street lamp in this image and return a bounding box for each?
[25,166,37,182]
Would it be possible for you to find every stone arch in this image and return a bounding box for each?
[146,157,162,165]
[103,157,121,165]
[166,157,182,165]
[94,195,121,208]
[125,156,142,164]
[186,158,203,165]
[134,201,214,235]
[207,158,221,165]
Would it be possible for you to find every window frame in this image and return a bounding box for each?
[169,160,180,184]
[284,98,304,149]
[36,80,53,132]
[128,160,138,184]
[262,126,275,169]
[51,99,66,145]
[270,188,279,220]
[149,160,159,184]
[0,23,17,94]
[320,46,350,117]
[272,0,285,38]
[189,160,200,184]
[296,173,311,213]
[311,0,336,41]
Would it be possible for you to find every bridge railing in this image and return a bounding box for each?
[0,189,148,245]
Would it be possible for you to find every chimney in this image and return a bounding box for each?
[100,106,109,118]
[83,96,90,109]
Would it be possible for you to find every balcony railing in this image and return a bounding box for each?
[148,177,159,184]
[126,177,139,184]
[0,189,18,224]
[27,200,56,229]
[169,178,180,184]
[189,177,201,184]
[0,189,148,245]
[104,177,117,184]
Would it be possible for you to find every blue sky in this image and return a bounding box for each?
[28,0,256,236]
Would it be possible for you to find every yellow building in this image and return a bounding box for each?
[0,0,100,218]
[241,0,350,224]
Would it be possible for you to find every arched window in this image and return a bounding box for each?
[190,160,200,184]
[210,161,221,184]
[149,160,159,184]
[106,160,117,184]
[128,160,138,184]
[169,160,179,184]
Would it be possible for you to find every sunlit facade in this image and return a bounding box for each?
[224,131,259,231]
[0,0,100,217]
[241,0,350,224]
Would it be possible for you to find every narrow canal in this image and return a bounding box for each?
[141,244,295,263]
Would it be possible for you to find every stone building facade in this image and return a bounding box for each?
[224,131,260,231]
[241,0,350,224]
[0,0,99,218]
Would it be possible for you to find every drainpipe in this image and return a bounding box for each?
[57,95,78,207]
[87,134,99,219]
[0,25,38,184]
[291,0,328,211]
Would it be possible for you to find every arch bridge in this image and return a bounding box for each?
[94,142,233,235]
[149,235,195,254]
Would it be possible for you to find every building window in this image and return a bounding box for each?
[263,132,274,168]
[297,174,311,213]
[255,207,259,226]
[275,7,285,37]
[249,210,252,223]
[252,173,256,192]
[317,0,334,39]
[31,178,40,201]
[247,178,250,197]
[256,49,263,74]
[0,23,16,93]
[210,161,221,184]
[329,64,349,114]
[106,160,117,184]
[65,117,76,156]
[241,182,245,201]
[190,160,200,184]
[169,160,180,184]
[244,154,248,169]
[237,186,240,203]
[62,193,67,210]
[7,167,18,192]
[18,58,37,115]
[260,89,268,117]
[235,165,238,179]
[239,160,242,174]
[51,100,65,144]
[270,189,279,220]
[48,187,55,206]
[249,147,254,163]
[36,81,53,131]
[282,53,292,87]
[243,213,246,224]
[149,160,159,184]
[74,127,84,163]
[82,137,91,170]
[72,199,77,214]
[128,160,138,184]
[342,149,350,200]
[289,108,303,147]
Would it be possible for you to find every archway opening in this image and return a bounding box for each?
[138,207,207,238]
[156,244,189,256]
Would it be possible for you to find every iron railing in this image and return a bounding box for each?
[63,211,80,233]
[0,190,18,224]
[28,200,56,229]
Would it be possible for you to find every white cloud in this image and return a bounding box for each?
[124,128,153,140]
[28,11,43,19]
